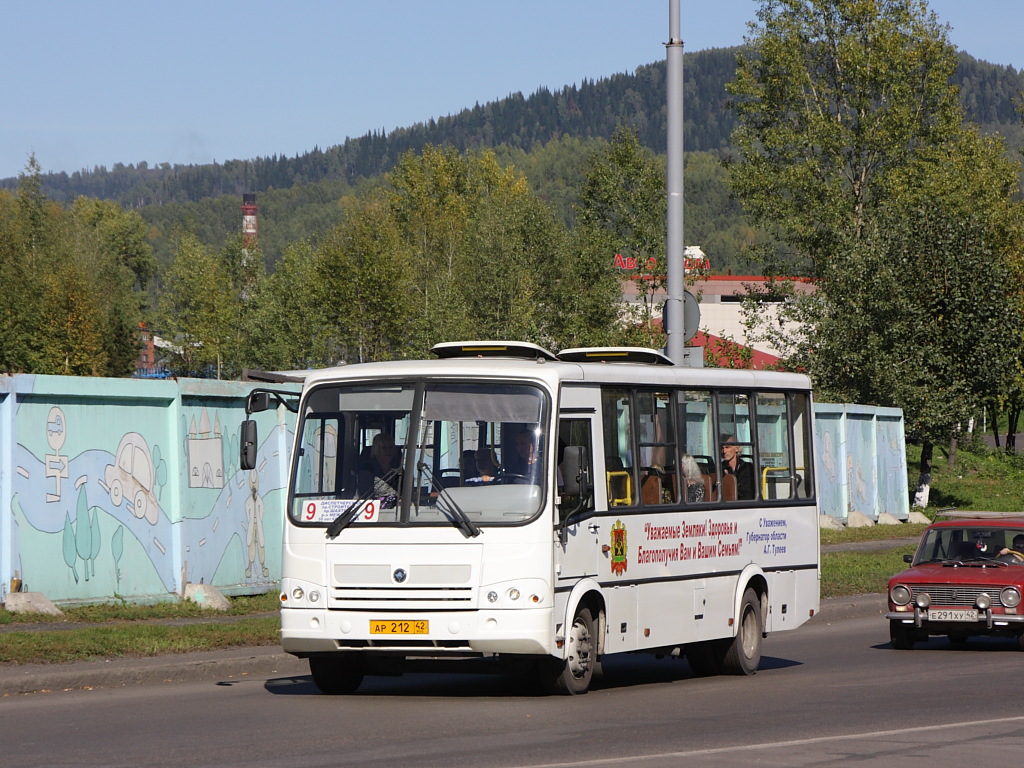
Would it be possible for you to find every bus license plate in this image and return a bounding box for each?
[370,620,429,635]
[928,609,978,622]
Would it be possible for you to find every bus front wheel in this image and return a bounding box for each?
[542,606,596,695]
[309,654,365,694]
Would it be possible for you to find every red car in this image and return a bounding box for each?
[887,516,1024,649]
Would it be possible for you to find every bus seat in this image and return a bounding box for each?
[702,474,717,502]
[722,473,737,502]
[641,474,662,505]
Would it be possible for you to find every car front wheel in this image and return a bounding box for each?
[890,620,916,650]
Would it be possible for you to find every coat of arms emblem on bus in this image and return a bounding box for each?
[610,520,627,575]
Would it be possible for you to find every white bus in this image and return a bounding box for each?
[241,341,820,695]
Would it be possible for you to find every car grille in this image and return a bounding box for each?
[908,584,1007,607]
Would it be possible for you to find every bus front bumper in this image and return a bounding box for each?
[280,606,554,656]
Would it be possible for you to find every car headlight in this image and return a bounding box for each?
[1001,587,1021,608]
[890,584,911,606]
[976,593,992,611]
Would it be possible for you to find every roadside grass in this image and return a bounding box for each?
[0,590,280,626]
[3,441,1022,665]
[821,547,915,599]
[820,523,927,547]
[0,618,281,665]
[906,439,1024,513]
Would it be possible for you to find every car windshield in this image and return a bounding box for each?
[290,380,548,528]
[914,526,1024,564]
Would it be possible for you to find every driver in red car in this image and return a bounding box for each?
[998,534,1024,562]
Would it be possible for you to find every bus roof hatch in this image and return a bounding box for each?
[431,340,559,362]
[557,347,676,366]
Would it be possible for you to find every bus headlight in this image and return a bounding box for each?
[890,585,911,606]
[291,587,305,601]
[483,579,548,608]
[308,590,321,603]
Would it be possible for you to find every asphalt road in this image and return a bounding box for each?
[0,593,885,697]
[6,592,1024,768]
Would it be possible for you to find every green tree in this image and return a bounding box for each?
[71,197,156,292]
[388,144,597,353]
[388,144,493,349]
[0,189,42,372]
[576,126,666,347]
[318,194,416,363]
[69,197,154,375]
[247,240,336,370]
[0,160,146,376]
[727,0,962,261]
[728,1,1024,503]
[157,233,237,378]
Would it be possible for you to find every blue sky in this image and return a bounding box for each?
[2,0,1019,180]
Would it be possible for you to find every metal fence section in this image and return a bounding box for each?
[0,374,298,604]
[813,403,909,523]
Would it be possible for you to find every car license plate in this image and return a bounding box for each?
[370,619,429,635]
[928,609,978,622]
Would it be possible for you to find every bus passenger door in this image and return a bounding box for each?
[555,410,599,581]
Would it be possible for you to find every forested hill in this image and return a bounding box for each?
[5,48,1021,207]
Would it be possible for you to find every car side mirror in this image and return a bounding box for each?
[903,554,913,563]
[240,419,258,470]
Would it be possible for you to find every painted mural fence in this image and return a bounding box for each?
[0,373,906,605]
[814,403,909,523]
[0,374,298,605]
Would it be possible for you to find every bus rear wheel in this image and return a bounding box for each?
[541,606,596,695]
[309,654,365,694]
[720,588,763,675]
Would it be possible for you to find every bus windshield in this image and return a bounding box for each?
[290,380,549,528]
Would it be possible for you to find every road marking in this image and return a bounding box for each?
[515,714,1024,767]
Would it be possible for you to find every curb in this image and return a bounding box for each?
[0,645,308,697]
[812,593,886,623]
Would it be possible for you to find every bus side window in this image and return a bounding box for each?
[678,391,718,503]
[790,392,815,500]
[637,391,676,505]
[601,388,636,506]
[558,418,595,518]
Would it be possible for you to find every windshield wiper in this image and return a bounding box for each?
[325,467,401,539]
[416,461,481,539]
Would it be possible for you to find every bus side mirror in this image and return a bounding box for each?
[561,445,591,496]
[240,419,258,470]
[246,391,271,415]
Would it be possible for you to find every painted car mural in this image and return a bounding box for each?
[101,432,159,525]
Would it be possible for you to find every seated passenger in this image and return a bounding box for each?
[680,453,705,503]
[461,449,478,481]
[720,434,755,500]
[466,447,499,484]
[504,429,540,483]
[357,433,401,497]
